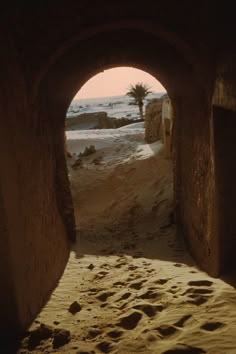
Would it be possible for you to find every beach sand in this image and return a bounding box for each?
[19,123,236,353]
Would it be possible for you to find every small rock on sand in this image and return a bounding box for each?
[68,301,82,314]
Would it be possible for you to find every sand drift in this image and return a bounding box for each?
[19,124,236,354]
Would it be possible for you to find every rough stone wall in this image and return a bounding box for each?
[97,116,132,129]
[211,55,236,273]
[0,29,73,342]
[54,119,76,243]
[66,112,108,130]
[66,112,132,130]
[173,56,236,277]
[145,95,173,158]
[173,90,216,275]
[162,97,173,158]
[145,98,163,143]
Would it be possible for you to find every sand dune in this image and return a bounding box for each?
[19,124,236,353]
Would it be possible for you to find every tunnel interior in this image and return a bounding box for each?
[1,2,236,342]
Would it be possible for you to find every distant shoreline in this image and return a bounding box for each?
[67,92,167,120]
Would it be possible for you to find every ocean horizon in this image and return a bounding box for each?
[67,91,166,120]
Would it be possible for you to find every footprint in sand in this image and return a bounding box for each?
[188,280,213,287]
[94,274,108,280]
[100,303,109,309]
[154,324,178,337]
[106,329,123,339]
[200,321,225,331]
[96,291,115,302]
[114,260,128,268]
[174,314,192,327]
[183,288,213,296]
[88,287,103,295]
[101,263,110,269]
[113,281,125,287]
[188,296,209,306]
[86,328,102,340]
[97,271,109,278]
[96,341,113,353]
[146,333,158,342]
[133,303,164,317]
[155,278,170,285]
[117,311,142,330]
[142,261,152,266]
[146,269,156,274]
[139,289,161,300]
[182,287,213,306]
[118,302,129,310]
[117,292,132,301]
[129,280,146,290]
[161,344,206,354]
[128,265,139,271]
[127,274,142,281]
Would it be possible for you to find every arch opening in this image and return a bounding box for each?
[22,48,235,350]
[65,66,173,240]
[24,25,219,337]
[3,17,233,348]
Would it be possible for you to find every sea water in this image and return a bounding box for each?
[67,92,166,120]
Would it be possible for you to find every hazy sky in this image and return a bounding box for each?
[74,67,166,99]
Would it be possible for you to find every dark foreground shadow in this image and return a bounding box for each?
[72,221,195,269]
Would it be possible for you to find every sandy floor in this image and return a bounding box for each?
[19,124,236,354]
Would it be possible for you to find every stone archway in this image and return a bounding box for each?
[1,2,236,342]
[37,25,216,274]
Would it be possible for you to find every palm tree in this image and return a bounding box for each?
[126,82,152,120]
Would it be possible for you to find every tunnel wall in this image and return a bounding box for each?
[175,54,236,276]
[211,55,236,273]
[41,28,220,278]
[172,86,218,274]
[0,30,73,340]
